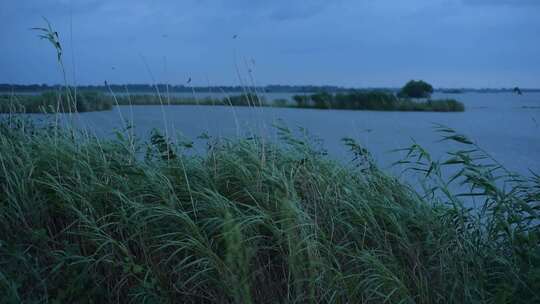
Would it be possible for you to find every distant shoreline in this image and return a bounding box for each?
[1,91,466,113]
[1,84,539,94]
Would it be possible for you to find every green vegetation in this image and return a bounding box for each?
[118,91,464,112]
[224,93,266,106]
[114,93,269,107]
[398,80,434,98]
[0,93,269,113]
[1,91,464,113]
[114,94,215,106]
[0,91,113,113]
[0,119,537,303]
[293,91,465,112]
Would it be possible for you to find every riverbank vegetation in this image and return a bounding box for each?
[293,91,465,112]
[0,118,537,303]
[0,91,113,113]
[0,92,266,113]
[113,93,267,107]
[1,90,465,113]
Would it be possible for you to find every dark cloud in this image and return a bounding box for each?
[1,0,539,87]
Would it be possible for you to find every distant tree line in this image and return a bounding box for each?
[0,84,356,94]
[1,83,538,94]
[398,80,433,98]
[113,93,266,107]
[0,83,386,94]
[0,84,255,93]
[1,89,465,113]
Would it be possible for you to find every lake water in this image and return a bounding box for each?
[7,92,540,177]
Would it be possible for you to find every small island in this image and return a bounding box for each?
[291,89,464,112]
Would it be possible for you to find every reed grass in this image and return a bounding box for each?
[293,92,465,112]
[114,93,267,107]
[0,118,537,303]
[0,91,113,113]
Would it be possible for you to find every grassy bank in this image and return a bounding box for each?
[0,91,113,113]
[0,118,537,303]
[293,91,465,112]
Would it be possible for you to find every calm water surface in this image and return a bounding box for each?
[14,92,540,176]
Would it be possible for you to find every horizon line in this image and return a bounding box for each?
[1,83,539,91]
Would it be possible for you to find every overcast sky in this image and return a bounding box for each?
[1,0,539,88]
